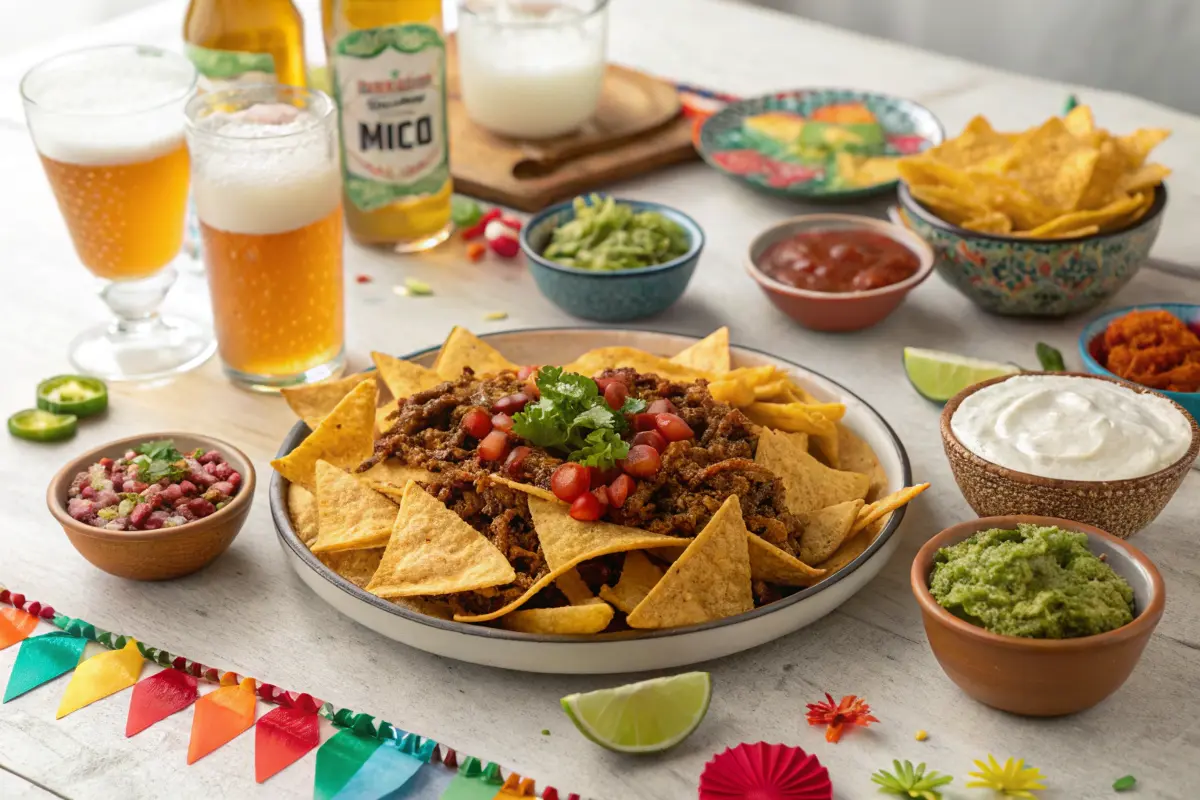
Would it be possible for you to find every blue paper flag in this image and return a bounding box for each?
[315,729,383,800]
[332,740,424,799]
[4,632,88,702]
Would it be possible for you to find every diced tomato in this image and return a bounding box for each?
[632,430,668,452]
[621,444,662,478]
[608,474,635,508]
[98,457,114,468]
[465,241,487,262]
[551,463,591,503]
[603,381,628,410]
[504,446,531,476]
[593,486,610,506]
[595,376,624,392]
[633,413,658,432]
[588,465,621,488]
[569,491,603,521]
[460,408,493,439]
[655,413,694,442]
[647,398,677,415]
[491,412,514,432]
[492,392,531,415]
[517,365,539,381]
[478,431,510,462]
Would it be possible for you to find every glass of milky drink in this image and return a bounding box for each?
[458,0,609,139]
[21,45,215,381]
[184,86,344,392]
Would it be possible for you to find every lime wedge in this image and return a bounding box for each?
[903,347,1021,402]
[561,671,711,754]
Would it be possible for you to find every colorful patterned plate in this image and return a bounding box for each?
[698,88,943,200]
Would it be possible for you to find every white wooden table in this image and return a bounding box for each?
[1,1,1198,798]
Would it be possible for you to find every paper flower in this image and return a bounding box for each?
[698,742,832,800]
[966,755,1047,798]
[804,693,879,743]
[871,760,953,800]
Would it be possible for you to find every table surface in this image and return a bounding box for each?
[1,1,1199,798]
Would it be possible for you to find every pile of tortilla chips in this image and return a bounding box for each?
[275,326,929,636]
[898,106,1169,238]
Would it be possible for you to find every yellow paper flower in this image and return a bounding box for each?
[966,755,1047,798]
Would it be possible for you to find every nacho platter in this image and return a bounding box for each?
[269,328,921,673]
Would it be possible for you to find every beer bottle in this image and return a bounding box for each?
[326,0,453,251]
[184,0,307,91]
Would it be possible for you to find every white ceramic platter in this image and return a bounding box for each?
[270,328,913,674]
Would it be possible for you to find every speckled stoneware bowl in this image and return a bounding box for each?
[897,182,1167,317]
[940,372,1199,538]
[520,198,704,322]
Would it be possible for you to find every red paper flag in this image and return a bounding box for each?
[127,669,199,737]
[0,607,38,650]
[255,705,321,783]
[188,677,257,764]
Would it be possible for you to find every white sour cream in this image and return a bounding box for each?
[951,375,1193,480]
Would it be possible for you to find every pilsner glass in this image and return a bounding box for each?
[184,86,345,391]
[21,45,215,381]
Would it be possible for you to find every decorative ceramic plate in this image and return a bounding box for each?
[270,329,912,674]
[698,88,943,200]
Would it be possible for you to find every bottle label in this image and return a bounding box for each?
[184,44,276,92]
[332,24,449,211]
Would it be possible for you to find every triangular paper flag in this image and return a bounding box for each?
[0,607,39,650]
[126,668,198,736]
[255,705,321,783]
[311,460,402,554]
[271,378,377,492]
[440,758,505,800]
[58,637,144,718]
[331,739,423,799]
[4,632,87,702]
[314,728,382,800]
[188,677,258,764]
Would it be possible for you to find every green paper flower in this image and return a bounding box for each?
[871,760,954,799]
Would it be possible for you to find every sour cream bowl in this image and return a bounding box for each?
[941,372,1199,538]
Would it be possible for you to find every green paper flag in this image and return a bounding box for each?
[314,728,382,800]
[440,758,506,800]
[4,632,88,702]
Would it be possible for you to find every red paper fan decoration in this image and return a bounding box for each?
[699,742,832,800]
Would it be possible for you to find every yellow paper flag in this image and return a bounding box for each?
[57,638,144,718]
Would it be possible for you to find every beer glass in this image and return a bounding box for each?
[21,45,215,381]
[185,86,345,391]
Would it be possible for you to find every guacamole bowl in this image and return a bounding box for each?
[911,515,1164,717]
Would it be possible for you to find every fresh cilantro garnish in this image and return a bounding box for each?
[511,367,645,469]
[131,439,189,483]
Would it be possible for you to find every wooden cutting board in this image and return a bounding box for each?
[446,36,697,212]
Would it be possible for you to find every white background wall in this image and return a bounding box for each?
[0,0,160,54]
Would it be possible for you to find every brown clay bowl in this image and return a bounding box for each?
[912,515,1164,716]
[941,372,1200,538]
[745,214,934,332]
[47,432,255,580]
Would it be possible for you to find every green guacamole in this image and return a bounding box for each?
[929,524,1135,639]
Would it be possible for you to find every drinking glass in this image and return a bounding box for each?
[185,85,345,391]
[21,45,215,381]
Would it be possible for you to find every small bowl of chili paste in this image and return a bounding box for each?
[746,214,934,331]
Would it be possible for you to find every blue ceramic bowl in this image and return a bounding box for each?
[520,198,704,322]
[897,183,1168,317]
[1078,303,1200,422]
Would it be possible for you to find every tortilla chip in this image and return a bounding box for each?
[499,603,614,634]
[555,569,596,605]
[852,483,930,534]
[746,535,825,586]
[311,461,402,554]
[360,459,436,488]
[782,379,818,404]
[598,552,664,614]
[392,597,454,620]
[489,475,562,504]
[371,352,443,401]
[670,328,731,373]
[836,423,888,502]
[366,481,516,599]
[745,402,841,466]
[626,495,754,629]
[433,327,517,382]
[527,497,685,572]
[271,378,378,492]
[288,484,319,546]
[318,547,384,588]
[282,372,376,429]
[796,500,864,564]
[1025,192,1143,237]
[816,528,873,575]
[755,429,869,514]
[375,403,396,435]
[561,347,710,382]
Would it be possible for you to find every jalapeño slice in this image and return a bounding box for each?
[8,409,78,442]
[36,375,108,417]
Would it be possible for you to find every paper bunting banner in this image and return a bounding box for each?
[255,703,321,783]
[497,773,538,798]
[188,677,258,764]
[127,668,199,737]
[0,607,38,650]
[332,739,424,799]
[4,631,87,702]
[58,637,143,718]
[315,728,384,800]
[442,758,506,800]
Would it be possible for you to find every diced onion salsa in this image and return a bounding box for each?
[66,440,242,531]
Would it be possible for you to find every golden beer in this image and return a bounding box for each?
[184,0,307,90]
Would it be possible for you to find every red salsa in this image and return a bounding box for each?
[758,229,920,293]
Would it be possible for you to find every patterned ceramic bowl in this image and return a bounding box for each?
[896,183,1168,317]
[520,198,704,322]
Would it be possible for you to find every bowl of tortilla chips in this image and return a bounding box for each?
[269,327,929,673]
[894,106,1170,316]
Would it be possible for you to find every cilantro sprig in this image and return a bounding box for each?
[511,367,644,469]
[130,439,189,484]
